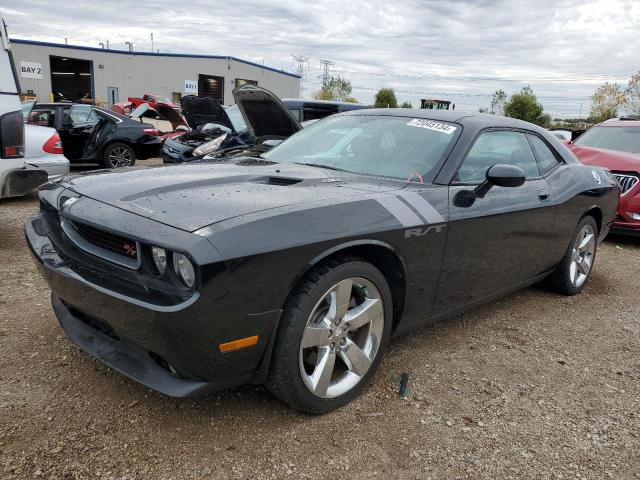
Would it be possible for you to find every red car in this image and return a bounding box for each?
[568,120,640,236]
[128,93,179,111]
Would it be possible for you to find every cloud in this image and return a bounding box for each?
[3,0,638,116]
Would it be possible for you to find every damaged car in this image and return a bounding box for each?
[27,109,619,413]
[162,86,300,163]
[59,105,162,168]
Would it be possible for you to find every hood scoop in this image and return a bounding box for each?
[255,176,302,186]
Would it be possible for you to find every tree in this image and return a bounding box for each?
[313,76,353,102]
[589,82,627,123]
[344,96,359,104]
[503,86,550,127]
[400,101,413,108]
[490,89,507,115]
[374,88,398,108]
[625,72,640,117]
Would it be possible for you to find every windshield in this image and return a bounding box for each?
[154,96,172,104]
[225,105,248,132]
[574,126,640,154]
[263,115,459,180]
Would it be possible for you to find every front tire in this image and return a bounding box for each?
[267,258,392,414]
[546,215,598,296]
[103,143,136,168]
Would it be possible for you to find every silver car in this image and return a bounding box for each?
[21,101,70,181]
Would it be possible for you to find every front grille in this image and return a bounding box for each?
[73,222,138,259]
[61,219,140,269]
[612,173,639,195]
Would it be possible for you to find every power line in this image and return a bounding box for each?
[318,59,335,83]
[304,67,631,84]
[291,54,309,98]
[304,81,591,100]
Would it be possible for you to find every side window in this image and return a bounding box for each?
[528,134,560,175]
[69,106,98,125]
[28,108,56,128]
[457,130,540,183]
[288,107,302,122]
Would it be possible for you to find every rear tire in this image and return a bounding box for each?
[103,143,136,168]
[545,215,598,296]
[267,257,392,414]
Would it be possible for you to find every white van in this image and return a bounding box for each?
[0,17,46,198]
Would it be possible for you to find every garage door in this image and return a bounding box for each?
[198,74,224,103]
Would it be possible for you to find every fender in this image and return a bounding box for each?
[289,239,406,291]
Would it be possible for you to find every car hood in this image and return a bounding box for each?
[569,143,640,172]
[59,162,402,232]
[180,95,234,131]
[233,84,302,141]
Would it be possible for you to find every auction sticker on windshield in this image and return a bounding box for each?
[406,118,457,134]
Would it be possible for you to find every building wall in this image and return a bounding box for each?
[12,40,300,105]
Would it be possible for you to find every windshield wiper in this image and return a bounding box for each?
[298,162,349,172]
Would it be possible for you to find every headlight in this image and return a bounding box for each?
[173,253,195,288]
[193,133,228,157]
[629,212,640,221]
[151,246,167,275]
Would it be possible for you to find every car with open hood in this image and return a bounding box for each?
[26,110,618,413]
[162,85,301,163]
[567,119,640,236]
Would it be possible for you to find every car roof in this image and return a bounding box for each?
[342,108,548,131]
[281,98,368,108]
[33,102,75,108]
[596,120,640,128]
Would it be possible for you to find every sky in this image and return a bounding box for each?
[3,0,639,117]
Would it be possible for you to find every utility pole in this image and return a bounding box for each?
[318,59,335,84]
[291,54,309,98]
[150,33,154,52]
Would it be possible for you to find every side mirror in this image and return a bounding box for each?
[474,164,525,198]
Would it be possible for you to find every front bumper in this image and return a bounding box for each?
[161,138,199,163]
[25,208,280,397]
[611,220,640,237]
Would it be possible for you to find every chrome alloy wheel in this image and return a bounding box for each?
[570,224,596,288]
[298,277,384,399]
[108,146,133,167]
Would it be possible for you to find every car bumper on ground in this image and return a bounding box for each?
[25,212,280,397]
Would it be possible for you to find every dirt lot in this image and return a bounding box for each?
[1,162,639,479]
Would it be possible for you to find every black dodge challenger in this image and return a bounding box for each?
[26,109,619,413]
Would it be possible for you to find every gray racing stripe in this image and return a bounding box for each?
[399,192,445,223]
[376,196,423,227]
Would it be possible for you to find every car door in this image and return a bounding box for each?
[58,105,100,160]
[434,129,557,313]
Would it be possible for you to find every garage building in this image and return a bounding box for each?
[12,39,301,106]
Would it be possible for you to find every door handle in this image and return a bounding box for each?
[537,190,550,201]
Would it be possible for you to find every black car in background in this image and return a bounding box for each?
[26,109,619,413]
[281,97,369,122]
[25,103,162,168]
[162,86,368,163]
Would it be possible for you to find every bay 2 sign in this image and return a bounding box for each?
[20,61,43,80]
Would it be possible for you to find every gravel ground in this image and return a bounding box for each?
[1,160,639,479]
